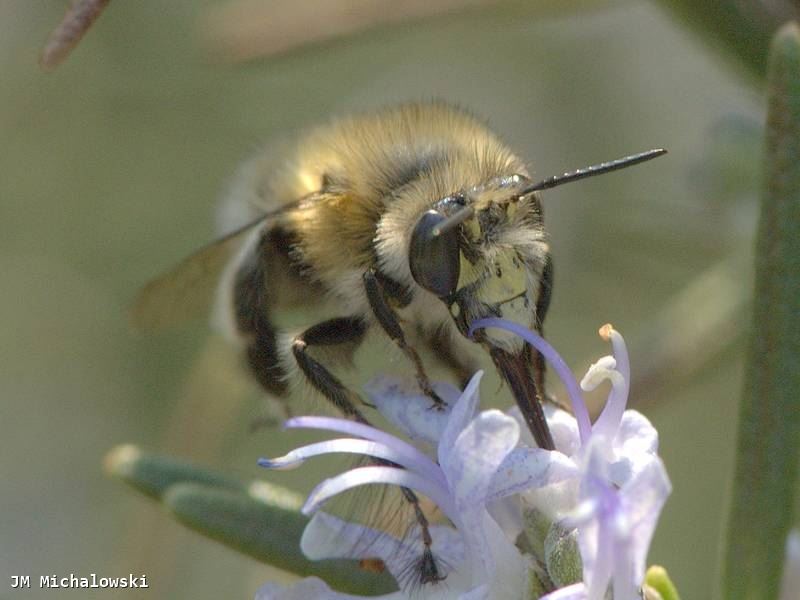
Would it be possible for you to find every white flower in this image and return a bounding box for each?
[257,319,672,600]
[470,320,671,600]
[257,371,575,600]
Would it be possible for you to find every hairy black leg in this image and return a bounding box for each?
[291,317,369,419]
[363,269,445,408]
[292,314,444,584]
[422,325,476,389]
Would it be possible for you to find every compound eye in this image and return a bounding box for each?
[409,210,460,298]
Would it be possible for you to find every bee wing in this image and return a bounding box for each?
[131,216,268,333]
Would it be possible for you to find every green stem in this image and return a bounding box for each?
[720,22,800,600]
[654,0,797,81]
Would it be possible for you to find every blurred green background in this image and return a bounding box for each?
[0,1,768,598]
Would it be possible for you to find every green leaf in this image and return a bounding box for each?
[104,444,244,499]
[105,445,396,595]
[720,22,800,600]
[164,482,396,596]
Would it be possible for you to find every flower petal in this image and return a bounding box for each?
[452,508,529,600]
[609,411,660,486]
[509,404,581,457]
[283,416,444,486]
[457,583,490,599]
[300,512,471,599]
[486,447,579,502]
[539,582,588,600]
[545,405,582,457]
[301,511,463,575]
[440,412,522,591]
[615,410,659,456]
[259,437,442,486]
[584,519,614,600]
[444,410,519,507]
[619,457,672,586]
[438,371,484,466]
[611,535,639,600]
[365,375,461,446]
[468,318,591,444]
[255,576,402,600]
[303,465,458,524]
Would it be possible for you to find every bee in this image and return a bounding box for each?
[133,101,664,583]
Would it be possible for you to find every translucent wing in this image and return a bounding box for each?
[131,216,267,333]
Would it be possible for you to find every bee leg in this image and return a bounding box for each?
[396,484,445,584]
[363,269,446,409]
[292,317,444,582]
[291,317,370,420]
[421,325,477,389]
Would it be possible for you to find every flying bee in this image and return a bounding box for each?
[133,101,664,583]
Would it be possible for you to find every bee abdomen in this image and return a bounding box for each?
[232,233,289,396]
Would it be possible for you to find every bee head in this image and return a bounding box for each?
[403,148,666,352]
[408,176,549,353]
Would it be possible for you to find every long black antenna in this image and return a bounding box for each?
[429,148,667,238]
[520,148,667,195]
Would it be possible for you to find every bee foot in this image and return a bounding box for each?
[427,401,447,412]
[424,390,448,411]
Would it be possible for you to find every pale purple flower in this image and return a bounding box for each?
[257,370,576,600]
[470,320,671,600]
[257,319,671,600]
[537,583,587,600]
